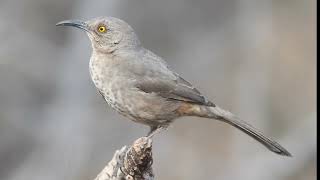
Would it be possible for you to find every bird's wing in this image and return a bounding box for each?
[136,74,215,107]
[125,48,214,106]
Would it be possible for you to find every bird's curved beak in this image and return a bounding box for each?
[56,20,90,33]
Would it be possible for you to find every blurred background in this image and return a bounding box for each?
[0,0,316,179]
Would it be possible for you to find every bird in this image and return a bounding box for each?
[56,17,291,156]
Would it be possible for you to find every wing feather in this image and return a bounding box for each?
[136,75,215,107]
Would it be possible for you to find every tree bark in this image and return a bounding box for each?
[94,137,154,180]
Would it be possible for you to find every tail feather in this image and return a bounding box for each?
[205,106,292,157]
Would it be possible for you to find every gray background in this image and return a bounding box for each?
[0,0,316,180]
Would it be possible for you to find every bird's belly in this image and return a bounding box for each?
[102,91,127,115]
[101,86,180,125]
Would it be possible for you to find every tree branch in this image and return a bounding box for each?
[94,137,154,180]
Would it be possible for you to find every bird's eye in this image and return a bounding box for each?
[97,25,107,33]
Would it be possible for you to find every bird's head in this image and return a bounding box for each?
[56,17,141,53]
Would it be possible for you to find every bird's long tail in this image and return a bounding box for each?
[195,105,292,156]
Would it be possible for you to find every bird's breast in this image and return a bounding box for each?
[89,54,136,116]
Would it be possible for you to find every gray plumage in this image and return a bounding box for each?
[56,17,291,156]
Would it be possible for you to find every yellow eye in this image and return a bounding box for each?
[98,25,106,33]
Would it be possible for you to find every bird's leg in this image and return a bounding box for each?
[147,126,158,137]
[147,126,168,138]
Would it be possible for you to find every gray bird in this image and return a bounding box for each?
[56,17,291,156]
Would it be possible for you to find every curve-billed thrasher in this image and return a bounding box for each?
[56,17,291,156]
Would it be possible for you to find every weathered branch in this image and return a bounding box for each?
[94,137,154,180]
